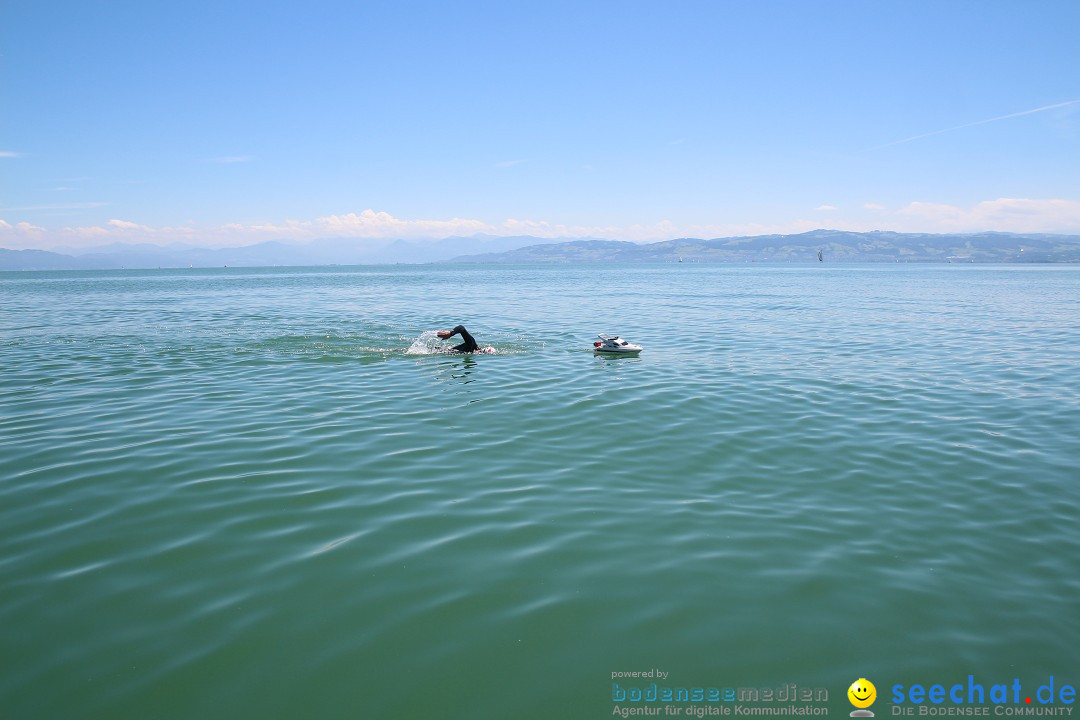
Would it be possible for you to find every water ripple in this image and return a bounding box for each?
[1,265,1078,719]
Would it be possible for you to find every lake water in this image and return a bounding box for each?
[2,264,1078,719]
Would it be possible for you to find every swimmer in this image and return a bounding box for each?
[437,325,481,353]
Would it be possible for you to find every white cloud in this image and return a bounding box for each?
[62,225,110,237]
[815,204,838,211]
[493,159,527,168]
[864,203,886,211]
[107,219,153,232]
[4,200,1079,251]
[897,197,1080,233]
[310,209,491,238]
[0,219,47,242]
[0,151,21,158]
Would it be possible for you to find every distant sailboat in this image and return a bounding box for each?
[817,249,823,262]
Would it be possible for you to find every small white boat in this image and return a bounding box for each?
[593,334,642,354]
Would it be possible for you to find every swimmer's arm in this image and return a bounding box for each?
[437,325,473,342]
[437,325,478,352]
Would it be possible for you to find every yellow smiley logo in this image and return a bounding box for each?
[848,678,877,709]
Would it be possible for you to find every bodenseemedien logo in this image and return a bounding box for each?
[849,678,877,717]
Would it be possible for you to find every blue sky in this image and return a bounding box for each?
[2,0,1079,249]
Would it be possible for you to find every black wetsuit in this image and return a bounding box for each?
[446,325,479,353]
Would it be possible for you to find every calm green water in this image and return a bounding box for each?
[2,264,1078,719]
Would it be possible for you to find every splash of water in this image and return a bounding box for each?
[405,330,499,355]
[405,330,446,355]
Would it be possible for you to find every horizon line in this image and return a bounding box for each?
[5,226,1080,256]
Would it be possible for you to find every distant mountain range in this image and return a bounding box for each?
[450,230,1080,263]
[0,234,579,271]
[3,230,1079,270]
